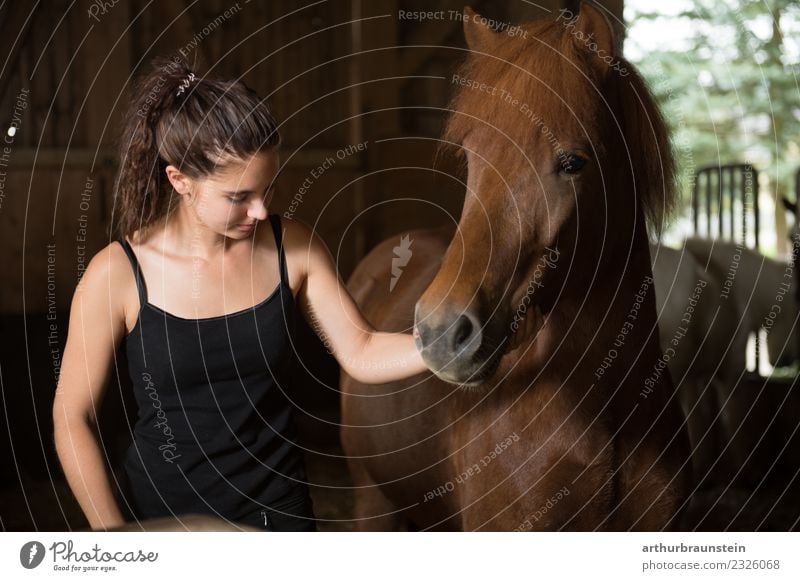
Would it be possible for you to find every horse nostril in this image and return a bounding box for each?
[448,312,483,359]
[415,303,484,365]
[452,314,474,351]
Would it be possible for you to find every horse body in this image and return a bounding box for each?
[345,231,688,530]
[683,237,798,368]
[650,244,741,486]
[650,244,742,386]
[342,3,691,531]
[342,229,464,530]
[681,237,799,483]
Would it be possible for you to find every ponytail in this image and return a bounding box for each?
[114,57,281,240]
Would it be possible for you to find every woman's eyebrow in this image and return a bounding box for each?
[225,183,276,196]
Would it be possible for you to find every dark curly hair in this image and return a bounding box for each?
[113,57,281,239]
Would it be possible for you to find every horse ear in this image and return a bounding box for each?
[782,196,798,215]
[574,1,616,60]
[463,6,496,53]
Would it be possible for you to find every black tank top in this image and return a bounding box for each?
[118,214,307,521]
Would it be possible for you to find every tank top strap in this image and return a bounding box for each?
[117,238,148,308]
[268,214,289,285]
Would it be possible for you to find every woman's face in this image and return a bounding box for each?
[181,149,279,238]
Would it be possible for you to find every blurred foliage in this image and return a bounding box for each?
[626,0,800,220]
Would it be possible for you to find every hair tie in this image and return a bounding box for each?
[176,72,196,97]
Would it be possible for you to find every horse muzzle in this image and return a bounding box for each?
[413,302,504,386]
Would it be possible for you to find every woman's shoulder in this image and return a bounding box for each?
[271,215,330,280]
[64,239,140,334]
[75,240,138,305]
[83,240,133,279]
[275,215,318,248]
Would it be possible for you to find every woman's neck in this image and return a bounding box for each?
[138,206,240,262]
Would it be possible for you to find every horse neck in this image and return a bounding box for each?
[566,207,656,315]
[527,220,661,376]
[582,230,659,342]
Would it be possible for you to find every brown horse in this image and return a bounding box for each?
[341,3,691,531]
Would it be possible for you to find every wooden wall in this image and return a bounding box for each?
[1,0,368,314]
[0,0,625,314]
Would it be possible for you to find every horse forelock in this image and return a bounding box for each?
[442,21,586,152]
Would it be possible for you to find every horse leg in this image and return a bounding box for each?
[346,457,403,531]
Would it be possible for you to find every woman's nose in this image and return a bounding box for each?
[248,199,268,221]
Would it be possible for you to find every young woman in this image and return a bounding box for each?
[52,58,427,532]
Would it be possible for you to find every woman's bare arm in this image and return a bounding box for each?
[286,219,428,384]
[52,244,131,530]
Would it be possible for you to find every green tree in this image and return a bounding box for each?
[626,0,800,254]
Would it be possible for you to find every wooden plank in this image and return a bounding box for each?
[7,148,116,168]
[0,4,40,97]
[0,167,109,314]
[398,0,464,79]
[506,0,562,22]
[348,0,366,260]
[51,0,74,146]
[358,0,401,137]
[365,138,464,249]
[79,0,132,147]
[160,0,211,69]
[28,8,52,146]
[6,147,362,169]
[69,0,88,146]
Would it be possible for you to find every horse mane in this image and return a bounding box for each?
[614,56,676,238]
[441,16,677,238]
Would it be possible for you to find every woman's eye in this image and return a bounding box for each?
[228,196,246,205]
[558,154,587,176]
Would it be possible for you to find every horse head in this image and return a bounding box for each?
[414,2,675,386]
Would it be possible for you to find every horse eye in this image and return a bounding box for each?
[558,154,587,176]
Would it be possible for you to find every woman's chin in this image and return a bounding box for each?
[226,224,256,237]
